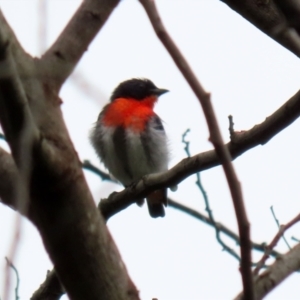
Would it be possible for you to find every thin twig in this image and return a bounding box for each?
[139,0,252,297]
[228,115,235,140]
[82,160,117,183]
[181,129,191,157]
[291,236,300,243]
[5,258,20,300]
[253,212,300,275]
[182,129,240,261]
[168,199,281,260]
[270,206,291,249]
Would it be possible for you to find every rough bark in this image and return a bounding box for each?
[0,0,139,299]
[221,0,300,57]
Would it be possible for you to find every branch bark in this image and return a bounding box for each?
[234,243,300,300]
[221,0,300,57]
[253,213,300,275]
[41,0,120,91]
[30,269,64,300]
[0,2,140,299]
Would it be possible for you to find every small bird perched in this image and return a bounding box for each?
[90,78,169,218]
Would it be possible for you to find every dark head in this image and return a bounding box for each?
[110,78,169,101]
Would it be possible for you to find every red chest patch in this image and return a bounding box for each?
[102,97,157,132]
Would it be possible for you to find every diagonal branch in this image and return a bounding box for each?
[30,269,64,300]
[253,212,300,276]
[83,161,282,260]
[41,0,120,91]
[234,243,300,300]
[221,0,300,57]
[138,1,252,297]
[99,88,300,219]
[273,0,300,35]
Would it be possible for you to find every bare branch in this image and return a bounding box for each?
[5,258,20,300]
[253,213,300,276]
[168,199,281,261]
[182,130,240,261]
[221,0,300,57]
[42,0,120,90]
[83,161,281,260]
[30,269,64,300]
[273,0,300,35]
[0,5,139,299]
[235,243,300,300]
[139,1,252,297]
[270,206,291,250]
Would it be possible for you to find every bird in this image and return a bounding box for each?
[90,78,169,218]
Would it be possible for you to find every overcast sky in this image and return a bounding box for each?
[0,0,300,299]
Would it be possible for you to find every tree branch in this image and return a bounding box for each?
[168,199,281,261]
[234,243,300,300]
[41,0,120,91]
[139,2,253,296]
[253,213,300,276]
[0,4,140,299]
[30,269,64,300]
[273,0,300,35]
[221,0,300,57]
[0,147,18,209]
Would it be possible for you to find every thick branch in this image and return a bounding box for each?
[221,0,300,57]
[0,21,39,216]
[273,0,300,35]
[0,4,139,300]
[41,0,120,90]
[234,243,300,300]
[0,147,17,209]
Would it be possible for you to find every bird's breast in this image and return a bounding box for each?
[102,97,156,132]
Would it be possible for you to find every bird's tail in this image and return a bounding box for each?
[146,189,167,218]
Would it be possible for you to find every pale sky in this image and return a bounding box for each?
[0,0,300,299]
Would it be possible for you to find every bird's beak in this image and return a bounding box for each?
[151,88,169,96]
